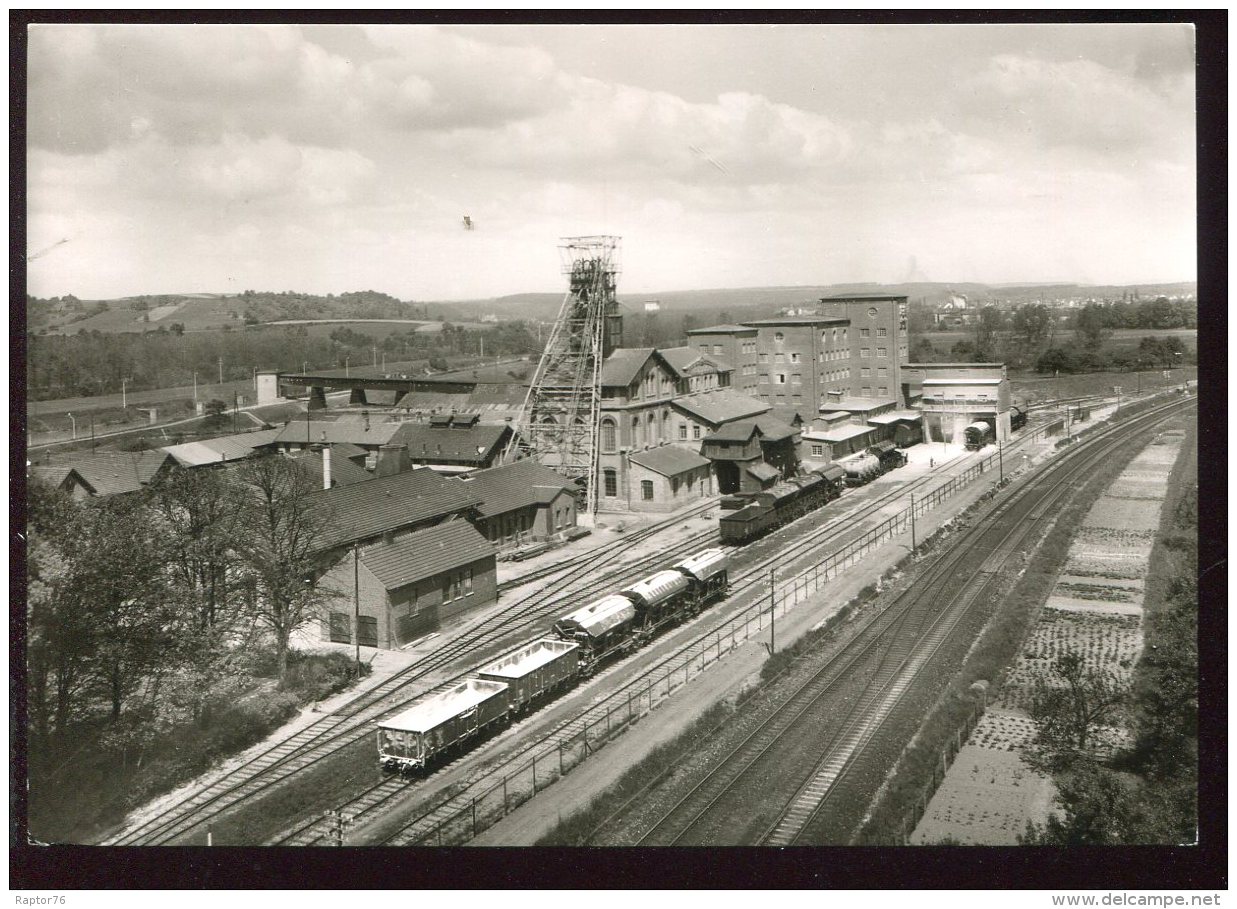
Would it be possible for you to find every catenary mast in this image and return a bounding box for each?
[505,236,622,516]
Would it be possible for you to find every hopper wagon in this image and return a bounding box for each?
[622,569,691,636]
[552,594,640,673]
[672,548,730,607]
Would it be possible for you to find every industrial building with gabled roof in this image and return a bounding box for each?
[308,466,482,555]
[263,418,405,453]
[390,417,513,473]
[318,519,498,650]
[455,458,579,550]
[46,450,179,497]
[161,428,283,467]
[28,465,96,500]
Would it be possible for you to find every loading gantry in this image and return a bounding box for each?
[505,236,623,515]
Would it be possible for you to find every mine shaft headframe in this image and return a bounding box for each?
[558,235,622,277]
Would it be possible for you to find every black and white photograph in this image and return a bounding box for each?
[13,13,1221,893]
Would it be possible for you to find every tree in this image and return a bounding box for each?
[150,470,258,724]
[1075,303,1110,350]
[1020,762,1193,845]
[26,478,90,747]
[202,399,229,431]
[1012,303,1053,350]
[1036,346,1076,375]
[235,454,338,680]
[973,306,1004,361]
[1026,649,1130,771]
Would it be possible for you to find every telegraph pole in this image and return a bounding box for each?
[354,544,361,672]
[910,493,917,551]
[768,567,776,655]
[998,440,1004,481]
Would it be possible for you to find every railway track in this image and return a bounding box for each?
[112,390,1168,846]
[365,426,1075,846]
[774,402,1194,846]
[617,397,1191,846]
[105,501,719,845]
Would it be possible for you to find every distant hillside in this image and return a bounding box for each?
[430,281,1198,322]
[29,280,1197,335]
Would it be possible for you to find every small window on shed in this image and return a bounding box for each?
[641,480,654,501]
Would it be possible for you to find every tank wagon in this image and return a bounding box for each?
[555,548,732,672]
[964,421,995,450]
[843,453,882,487]
[378,547,730,772]
[718,466,846,546]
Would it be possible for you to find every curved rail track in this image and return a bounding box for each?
[106,501,719,845]
[619,397,1191,845]
[109,388,1176,846]
[361,410,1097,847]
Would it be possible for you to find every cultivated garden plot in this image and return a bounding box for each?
[912,429,1187,845]
[1080,499,1164,534]
[909,742,1056,846]
[998,610,1143,714]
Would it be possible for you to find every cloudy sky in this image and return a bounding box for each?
[26,23,1196,301]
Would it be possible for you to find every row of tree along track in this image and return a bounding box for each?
[106,395,1125,846]
[603,395,1193,846]
[308,410,1100,846]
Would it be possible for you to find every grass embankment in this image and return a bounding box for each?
[29,651,369,844]
[853,424,1162,844]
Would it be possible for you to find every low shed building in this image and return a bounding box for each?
[455,459,579,550]
[625,446,714,513]
[319,520,498,650]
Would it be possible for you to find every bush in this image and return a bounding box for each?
[278,650,371,702]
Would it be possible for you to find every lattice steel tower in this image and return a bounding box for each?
[507,236,622,515]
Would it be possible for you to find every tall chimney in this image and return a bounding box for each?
[323,445,332,489]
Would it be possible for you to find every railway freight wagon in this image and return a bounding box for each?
[378,678,510,772]
[964,421,995,450]
[843,453,882,487]
[1009,405,1028,433]
[376,547,732,773]
[552,594,640,672]
[476,639,580,713]
[622,570,691,638]
[718,468,846,546]
[868,441,908,473]
[673,548,730,606]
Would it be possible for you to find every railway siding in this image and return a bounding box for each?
[465,420,1070,845]
[490,396,1190,846]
